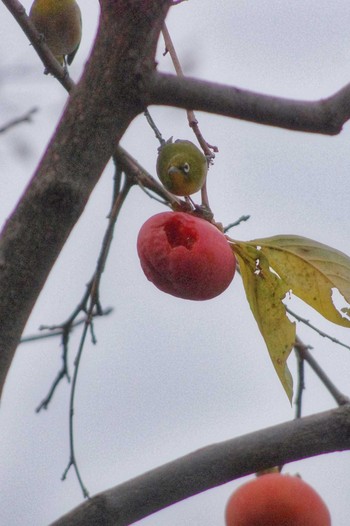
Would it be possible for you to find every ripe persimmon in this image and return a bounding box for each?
[225,473,331,526]
[137,212,236,300]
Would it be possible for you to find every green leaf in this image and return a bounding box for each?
[250,235,350,327]
[232,242,295,402]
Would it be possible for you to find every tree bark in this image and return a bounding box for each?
[50,404,350,526]
[0,0,171,397]
[149,72,350,135]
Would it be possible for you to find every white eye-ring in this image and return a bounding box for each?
[182,162,190,174]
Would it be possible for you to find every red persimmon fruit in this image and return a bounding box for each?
[225,473,331,526]
[137,212,236,300]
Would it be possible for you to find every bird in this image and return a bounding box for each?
[29,0,82,67]
[156,139,208,197]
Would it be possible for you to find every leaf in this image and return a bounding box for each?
[232,242,295,402]
[250,235,350,327]
[230,234,350,402]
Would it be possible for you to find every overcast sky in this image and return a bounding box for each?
[1,2,350,525]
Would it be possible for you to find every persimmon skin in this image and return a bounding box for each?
[137,212,236,301]
[225,473,331,526]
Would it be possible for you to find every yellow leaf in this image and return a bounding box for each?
[250,235,350,327]
[232,242,295,402]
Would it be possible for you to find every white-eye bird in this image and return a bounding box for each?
[156,139,208,196]
[29,0,82,67]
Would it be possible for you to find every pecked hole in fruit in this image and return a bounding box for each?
[164,218,198,250]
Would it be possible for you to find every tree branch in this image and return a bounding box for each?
[149,72,350,135]
[294,337,350,407]
[1,0,75,88]
[0,0,172,398]
[3,0,350,400]
[0,107,38,133]
[50,404,350,526]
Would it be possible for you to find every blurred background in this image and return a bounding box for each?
[1,1,350,524]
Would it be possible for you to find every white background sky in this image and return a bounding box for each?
[1,1,350,524]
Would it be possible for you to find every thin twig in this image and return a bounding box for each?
[60,172,133,497]
[224,215,251,232]
[21,309,113,345]
[137,180,170,206]
[111,160,123,207]
[287,306,350,351]
[94,176,133,280]
[161,22,217,212]
[32,309,112,412]
[34,167,132,496]
[161,23,199,142]
[294,349,305,419]
[294,337,350,406]
[114,145,184,209]
[61,321,91,498]
[144,109,165,147]
[0,107,38,133]
[161,22,217,158]
[35,308,113,412]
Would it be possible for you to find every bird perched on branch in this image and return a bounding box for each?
[29,0,82,67]
[156,139,208,197]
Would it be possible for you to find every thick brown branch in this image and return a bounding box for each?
[149,72,350,135]
[50,404,350,525]
[0,0,171,398]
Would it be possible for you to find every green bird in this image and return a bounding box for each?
[29,0,82,67]
[156,139,208,197]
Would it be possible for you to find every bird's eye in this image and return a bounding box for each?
[182,162,190,174]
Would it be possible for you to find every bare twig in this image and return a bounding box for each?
[137,180,170,206]
[111,161,123,206]
[224,215,251,232]
[59,172,133,497]
[161,23,212,152]
[21,309,113,345]
[143,109,165,147]
[294,348,305,419]
[114,145,184,209]
[294,337,350,406]
[61,320,91,499]
[29,309,112,412]
[35,287,105,412]
[34,165,133,497]
[0,108,38,133]
[287,306,350,351]
[161,23,217,212]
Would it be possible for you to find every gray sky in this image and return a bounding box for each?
[1,1,350,524]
